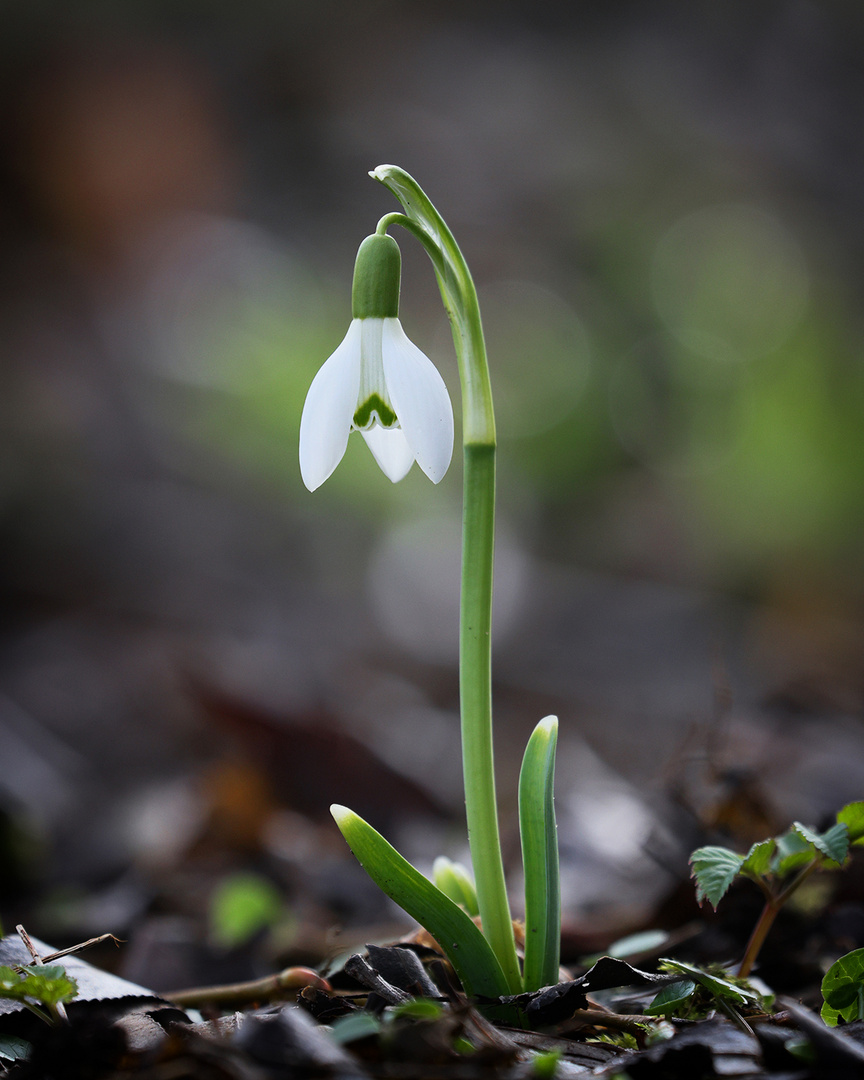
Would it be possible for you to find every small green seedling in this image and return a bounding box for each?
[821,948,864,1026]
[0,964,77,1026]
[690,801,864,977]
[328,997,477,1059]
[645,958,768,1026]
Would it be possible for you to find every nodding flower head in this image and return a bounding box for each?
[299,233,454,491]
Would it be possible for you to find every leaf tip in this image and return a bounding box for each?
[330,804,353,828]
[537,714,558,734]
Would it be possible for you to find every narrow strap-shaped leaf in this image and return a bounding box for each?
[331,806,511,1000]
[518,716,561,992]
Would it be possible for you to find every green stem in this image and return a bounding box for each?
[461,443,520,992]
[737,899,779,979]
[371,167,520,992]
[738,859,820,978]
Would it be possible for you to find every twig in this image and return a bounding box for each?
[39,935,123,964]
[15,926,41,966]
[560,1007,652,1039]
[164,967,332,1009]
[15,925,69,1025]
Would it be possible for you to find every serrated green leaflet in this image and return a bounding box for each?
[644,980,696,1017]
[518,716,560,992]
[0,965,77,1008]
[689,846,744,908]
[837,802,864,845]
[741,838,775,877]
[793,821,849,866]
[821,948,864,1025]
[331,806,510,1000]
[771,829,815,876]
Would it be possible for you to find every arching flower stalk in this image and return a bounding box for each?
[300,167,560,1006]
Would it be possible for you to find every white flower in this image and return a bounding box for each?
[299,316,454,491]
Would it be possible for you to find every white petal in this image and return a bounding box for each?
[299,321,363,490]
[381,319,454,483]
[361,425,415,482]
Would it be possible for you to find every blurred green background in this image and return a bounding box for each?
[2,1,862,600]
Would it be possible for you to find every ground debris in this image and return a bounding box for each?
[3,932,863,1078]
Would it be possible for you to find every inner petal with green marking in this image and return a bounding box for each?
[354,393,398,430]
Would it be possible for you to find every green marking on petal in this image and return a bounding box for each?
[354,394,398,429]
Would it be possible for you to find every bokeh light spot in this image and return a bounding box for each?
[651,203,809,362]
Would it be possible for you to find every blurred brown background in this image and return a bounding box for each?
[1,0,863,984]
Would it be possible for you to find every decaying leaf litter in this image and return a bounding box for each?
[5,797,864,1080]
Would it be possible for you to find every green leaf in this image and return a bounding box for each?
[531,1048,562,1078]
[644,980,697,1017]
[390,999,444,1021]
[0,1035,31,1063]
[432,858,479,918]
[0,965,77,1008]
[689,846,744,908]
[837,802,864,845]
[328,1012,382,1044]
[792,821,849,867]
[518,716,561,992]
[784,1036,815,1063]
[741,838,775,877]
[661,959,759,1007]
[331,806,511,1000]
[772,829,816,876]
[821,948,864,1026]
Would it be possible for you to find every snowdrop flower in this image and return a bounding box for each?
[300,233,454,491]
